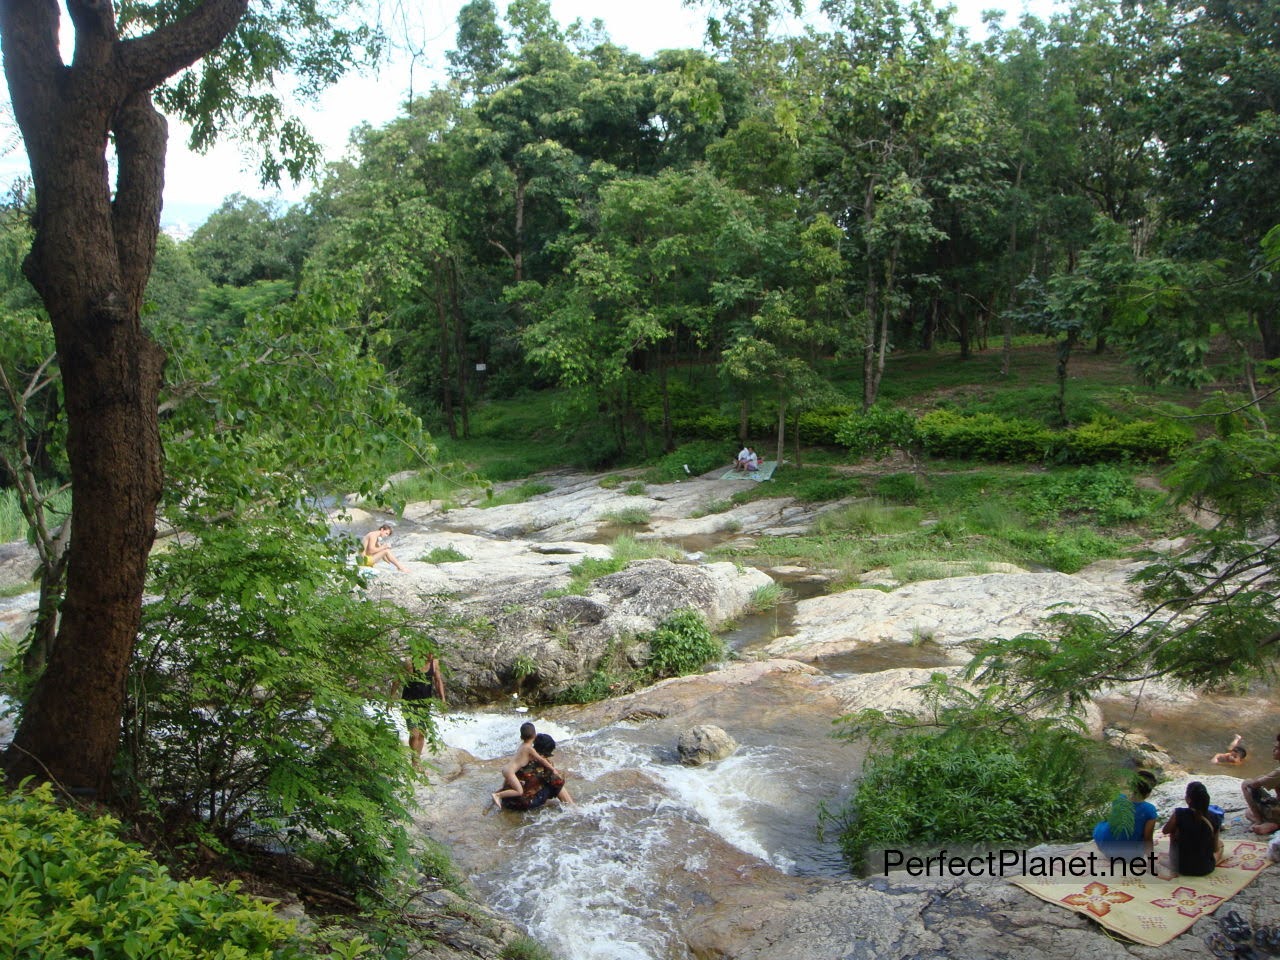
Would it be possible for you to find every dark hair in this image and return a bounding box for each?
[519,721,536,741]
[1133,769,1157,799]
[1185,780,1210,815]
[1233,745,1248,759]
[533,732,556,756]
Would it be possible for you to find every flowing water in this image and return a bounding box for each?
[423,646,866,960]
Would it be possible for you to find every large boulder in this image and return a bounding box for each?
[764,570,1145,662]
[374,557,772,703]
[676,724,738,765]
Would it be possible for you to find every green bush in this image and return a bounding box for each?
[1021,465,1159,527]
[873,473,925,504]
[0,782,318,959]
[836,405,918,458]
[797,407,856,446]
[915,410,1191,465]
[670,412,737,441]
[1054,416,1192,463]
[825,681,1115,874]
[645,609,723,679]
[124,522,427,889]
[917,410,1054,462]
[421,546,470,563]
[643,441,732,482]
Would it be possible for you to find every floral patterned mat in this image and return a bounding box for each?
[1010,838,1272,947]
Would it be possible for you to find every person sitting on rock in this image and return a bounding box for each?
[1093,769,1159,856]
[1211,734,1247,765]
[492,721,561,809]
[359,521,407,572]
[734,446,751,471]
[1242,731,1280,836]
[1158,780,1223,878]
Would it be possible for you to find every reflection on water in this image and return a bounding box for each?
[816,641,962,676]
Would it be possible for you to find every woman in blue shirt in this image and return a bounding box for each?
[1093,769,1159,855]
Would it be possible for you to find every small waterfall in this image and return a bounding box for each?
[433,709,855,959]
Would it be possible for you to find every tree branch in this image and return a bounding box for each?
[111,91,167,308]
[118,0,250,92]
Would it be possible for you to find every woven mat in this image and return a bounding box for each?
[719,460,777,482]
[1010,838,1271,946]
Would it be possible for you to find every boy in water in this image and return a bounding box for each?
[1211,734,1247,765]
[492,721,560,809]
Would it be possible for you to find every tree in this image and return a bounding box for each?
[0,0,379,797]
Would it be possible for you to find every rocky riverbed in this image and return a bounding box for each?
[2,467,1277,958]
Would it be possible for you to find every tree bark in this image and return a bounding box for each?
[1,0,248,797]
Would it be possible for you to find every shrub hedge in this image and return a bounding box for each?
[0,782,317,960]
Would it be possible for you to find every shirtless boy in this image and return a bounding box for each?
[492,722,560,809]
[360,522,407,572]
[1211,734,1247,765]
[1242,732,1280,836]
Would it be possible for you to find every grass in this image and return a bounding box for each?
[0,485,72,544]
[0,580,37,599]
[710,462,1183,583]
[601,506,650,526]
[746,582,791,613]
[420,546,470,564]
[546,535,681,597]
[479,480,554,508]
[623,481,646,497]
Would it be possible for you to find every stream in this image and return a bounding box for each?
[420,589,1280,960]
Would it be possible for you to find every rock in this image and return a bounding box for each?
[0,541,39,592]
[763,570,1144,662]
[1149,774,1249,821]
[1102,726,1187,778]
[830,666,1103,735]
[677,724,738,765]
[369,556,773,703]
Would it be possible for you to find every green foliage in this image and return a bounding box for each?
[645,609,723,679]
[1020,465,1160,527]
[623,481,647,497]
[501,936,557,960]
[0,782,316,959]
[1057,417,1193,463]
[873,473,924,504]
[481,480,554,508]
[836,405,919,458]
[0,485,71,544]
[917,410,1055,462]
[825,678,1116,873]
[158,285,431,528]
[643,441,734,482]
[602,506,651,526]
[421,546,470,564]
[916,410,1191,464]
[124,522,429,889]
[797,407,856,446]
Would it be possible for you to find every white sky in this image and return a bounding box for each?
[0,0,1059,233]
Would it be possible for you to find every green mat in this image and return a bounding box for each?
[720,460,777,482]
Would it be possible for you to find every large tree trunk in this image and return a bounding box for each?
[0,0,247,797]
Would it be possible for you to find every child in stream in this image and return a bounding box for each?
[1211,734,1247,765]
[492,722,561,809]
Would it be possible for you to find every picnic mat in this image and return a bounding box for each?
[720,460,777,482]
[1010,838,1272,946]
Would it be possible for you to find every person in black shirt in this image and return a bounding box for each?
[1159,780,1222,878]
[402,653,445,766]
